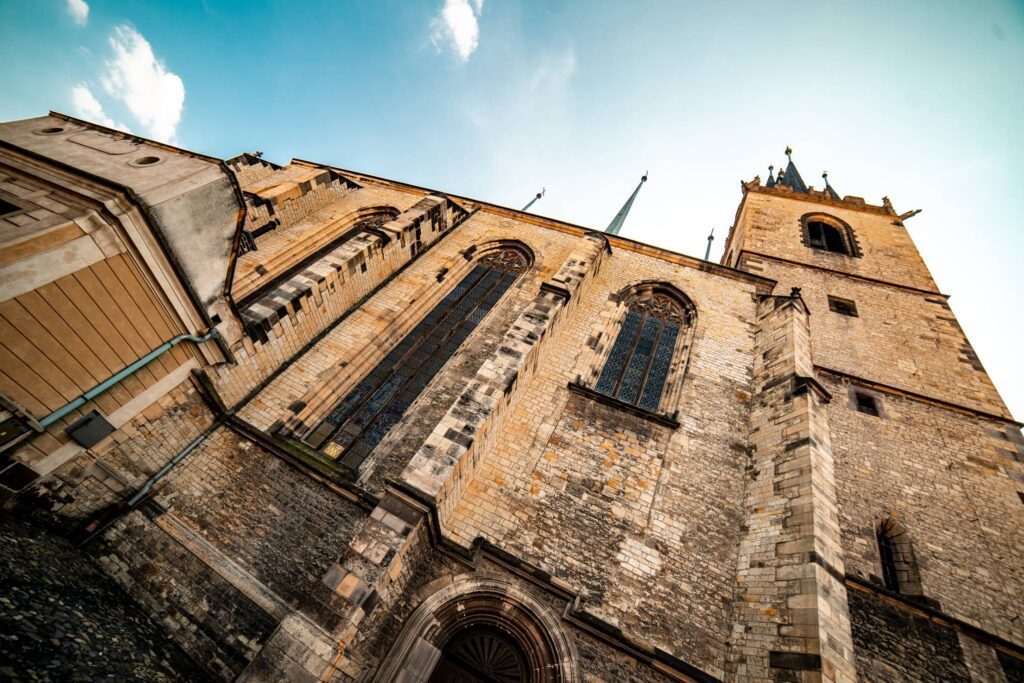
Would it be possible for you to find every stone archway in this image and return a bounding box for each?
[373,574,579,683]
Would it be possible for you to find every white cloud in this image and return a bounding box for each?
[66,0,89,26]
[431,0,482,62]
[71,84,117,128]
[100,25,185,143]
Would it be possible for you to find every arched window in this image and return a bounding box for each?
[807,221,849,254]
[308,246,529,470]
[876,517,923,595]
[800,213,858,257]
[594,290,690,412]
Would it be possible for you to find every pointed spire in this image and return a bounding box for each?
[605,172,647,236]
[765,164,776,188]
[522,187,545,212]
[822,171,840,200]
[778,146,808,193]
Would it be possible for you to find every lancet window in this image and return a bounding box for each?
[595,291,689,412]
[309,247,528,470]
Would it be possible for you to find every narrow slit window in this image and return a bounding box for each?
[828,296,858,317]
[308,247,527,471]
[595,292,687,412]
[877,519,900,591]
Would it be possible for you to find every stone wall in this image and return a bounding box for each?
[824,372,1024,646]
[741,255,1008,418]
[847,588,970,682]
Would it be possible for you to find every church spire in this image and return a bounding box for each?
[822,171,840,200]
[605,172,647,236]
[778,146,808,193]
[764,165,776,188]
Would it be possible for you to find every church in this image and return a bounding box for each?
[0,112,1021,682]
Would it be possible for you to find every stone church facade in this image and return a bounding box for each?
[0,113,1021,682]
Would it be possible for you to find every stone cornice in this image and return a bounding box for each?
[742,178,898,217]
[292,159,779,294]
[816,366,1018,425]
[739,250,948,297]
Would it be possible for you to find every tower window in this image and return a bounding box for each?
[595,291,688,412]
[875,517,923,596]
[855,392,880,416]
[308,246,528,471]
[877,520,900,591]
[800,213,859,257]
[828,296,858,317]
[807,221,849,254]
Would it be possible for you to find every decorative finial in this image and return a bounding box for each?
[641,171,649,182]
[769,164,774,172]
[785,146,792,158]
[253,150,264,158]
[521,187,547,212]
[822,171,828,180]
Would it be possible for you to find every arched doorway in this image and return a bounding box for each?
[374,574,578,683]
[428,624,528,682]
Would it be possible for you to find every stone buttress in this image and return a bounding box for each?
[238,233,609,681]
[728,289,857,683]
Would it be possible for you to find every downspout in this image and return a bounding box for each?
[40,329,219,428]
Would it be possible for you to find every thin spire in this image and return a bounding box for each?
[605,172,648,236]
[522,187,545,212]
[822,171,840,200]
[704,227,715,261]
[778,146,808,193]
[765,165,776,188]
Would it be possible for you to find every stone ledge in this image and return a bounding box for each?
[566,381,680,429]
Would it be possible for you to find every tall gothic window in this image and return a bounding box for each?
[309,247,528,470]
[595,291,688,412]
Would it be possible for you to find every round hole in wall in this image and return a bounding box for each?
[35,127,66,135]
[130,155,162,167]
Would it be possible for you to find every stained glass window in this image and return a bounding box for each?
[595,292,687,412]
[310,247,528,470]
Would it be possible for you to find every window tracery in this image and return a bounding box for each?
[594,290,689,412]
[307,246,528,470]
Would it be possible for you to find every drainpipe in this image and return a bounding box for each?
[40,329,219,428]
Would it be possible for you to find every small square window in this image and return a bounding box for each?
[828,296,858,317]
[0,198,21,216]
[855,392,880,417]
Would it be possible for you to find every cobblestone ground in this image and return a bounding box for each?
[0,512,211,682]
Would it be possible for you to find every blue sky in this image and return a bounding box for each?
[1,0,1022,417]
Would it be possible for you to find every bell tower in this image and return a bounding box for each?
[721,148,1010,418]
[723,149,1023,681]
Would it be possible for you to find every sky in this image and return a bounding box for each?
[1,0,1022,417]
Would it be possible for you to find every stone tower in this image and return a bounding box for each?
[0,116,1021,682]
[720,152,1023,681]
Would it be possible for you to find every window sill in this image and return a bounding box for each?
[566,382,680,429]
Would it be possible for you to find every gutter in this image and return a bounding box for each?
[40,330,220,428]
